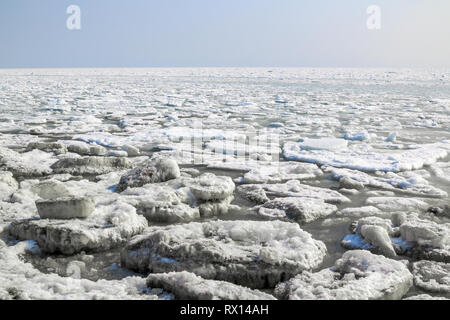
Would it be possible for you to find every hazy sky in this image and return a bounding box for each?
[0,0,449,68]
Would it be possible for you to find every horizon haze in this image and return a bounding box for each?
[1,0,450,68]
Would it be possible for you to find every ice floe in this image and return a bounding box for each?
[296,138,348,151]
[430,162,450,183]
[274,250,413,300]
[337,206,385,219]
[146,271,276,300]
[0,147,56,177]
[237,180,350,204]
[235,162,322,184]
[116,158,181,192]
[51,156,134,175]
[36,196,95,220]
[121,220,327,289]
[119,172,235,222]
[365,197,429,212]
[8,201,148,254]
[26,141,68,155]
[404,294,448,300]
[1,68,449,299]
[0,240,160,300]
[341,216,400,257]
[342,215,450,262]
[328,167,447,198]
[401,219,448,247]
[412,260,450,293]
[256,197,337,223]
[283,141,450,173]
[344,130,376,142]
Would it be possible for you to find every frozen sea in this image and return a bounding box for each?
[0,68,449,300]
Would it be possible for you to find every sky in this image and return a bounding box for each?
[0,0,449,68]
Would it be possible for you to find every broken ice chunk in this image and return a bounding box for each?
[257,197,337,223]
[36,196,95,220]
[146,271,276,300]
[121,220,327,289]
[51,156,133,175]
[237,180,350,204]
[412,260,450,293]
[116,158,181,192]
[365,197,429,212]
[8,201,147,255]
[274,250,413,300]
[297,138,348,151]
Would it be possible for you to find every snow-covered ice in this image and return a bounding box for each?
[274,250,413,300]
[51,156,134,175]
[236,162,322,184]
[328,167,447,198]
[0,240,162,300]
[121,220,327,289]
[146,271,276,300]
[237,180,350,204]
[8,201,148,254]
[257,197,337,223]
[284,141,450,173]
[116,158,181,192]
[412,260,450,293]
[119,172,235,222]
[400,218,449,249]
[365,197,430,212]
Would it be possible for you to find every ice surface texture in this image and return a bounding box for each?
[146,271,276,300]
[274,250,413,300]
[0,240,160,300]
[121,220,327,289]
[0,68,449,300]
[412,260,450,293]
[342,215,450,262]
[119,172,235,222]
[257,197,337,223]
[284,141,450,173]
[8,201,148,254]
[116,158,180,192]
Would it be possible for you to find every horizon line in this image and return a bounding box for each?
[1,65,449,70]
